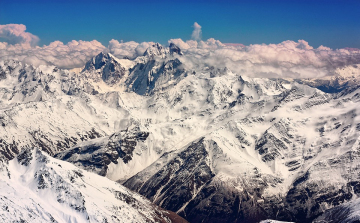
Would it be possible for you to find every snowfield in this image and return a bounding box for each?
[0,147,187,223]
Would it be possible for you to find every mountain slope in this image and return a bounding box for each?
[121,84,360,223]
[0,59,135,160]
[292,64,360,93]
[0,147,187,223]
[313,197,360,223]
[58,56,360,222]
[1,43,360,222]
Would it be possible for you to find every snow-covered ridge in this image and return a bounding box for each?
[1,42,360,222]
[288,64,360,93]
[0,147,187,223]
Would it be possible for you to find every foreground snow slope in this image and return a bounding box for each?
[0,147,187,223]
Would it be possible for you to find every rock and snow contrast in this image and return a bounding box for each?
[0,43,360,222]
[260,221,294,223]
[0,147,187,223]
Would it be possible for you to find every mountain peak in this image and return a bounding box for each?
[169,43,182,55]
[143,43,168,57]
[83,52,126,84]
[84,52,114,70]
[143,43,182,58]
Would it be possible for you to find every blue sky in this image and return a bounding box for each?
[1,0,359,49]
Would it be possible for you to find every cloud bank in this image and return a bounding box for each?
[0,39,106,69]
[0,24,39,46]
[1,23,360,79]
[108,39,156,59]
[169,38,360,78]
[0,24,155,69]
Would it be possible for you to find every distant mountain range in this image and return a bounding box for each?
[0,43,360,222]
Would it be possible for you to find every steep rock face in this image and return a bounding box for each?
[123,43,185,95]
[313,197,360,223]
[182,180,280,223]
[125,138,215,212]
[143,42,182,58]
[55,129,150,177]
[120,81,360,222]
[83,52,126,85]
[0,147,188,223]
[169,43,183,56]
[124,136,287,223]
[282,149,360,222]
[144,43,183,59]
[143,43,169,58]
[127,58,186,95]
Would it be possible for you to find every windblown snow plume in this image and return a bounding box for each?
[191,22,202,41]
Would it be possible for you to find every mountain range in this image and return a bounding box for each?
[0,43,360,222]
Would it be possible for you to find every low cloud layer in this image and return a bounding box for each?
[0,24,154,69]
[108,39,155,59]
[0,24,39,46]
[1,23,360,78]
[0,37,154,69]
[0,39,106,69]
[169,38,360,78]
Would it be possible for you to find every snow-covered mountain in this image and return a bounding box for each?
[291,64,360,93]
[313,197,360,223]
[83,52,127,85]
[1,43,360,222]
[0,147,187,222]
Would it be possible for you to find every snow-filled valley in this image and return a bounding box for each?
[0,43,360,222]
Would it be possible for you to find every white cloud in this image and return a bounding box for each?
[108,39,139,59]
[191,22,202,41]
[108,39,156,59]
[0,39,106,68]
[173,38,360,78]
[168,38,191,50]
[134,42,156,56]
[0,35,157,69]
[168,38,226,50]
[198,38,225,49]
[0,24,39,46]
[1,23,360,79]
